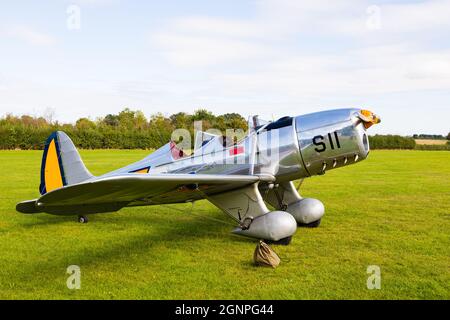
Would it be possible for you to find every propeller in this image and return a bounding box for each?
[248,115,260,176]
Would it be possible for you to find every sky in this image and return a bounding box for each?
[1,0,449,135]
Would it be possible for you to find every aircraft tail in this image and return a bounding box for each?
[39,131,94,195]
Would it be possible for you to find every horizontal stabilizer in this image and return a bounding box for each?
[16,199,40,214]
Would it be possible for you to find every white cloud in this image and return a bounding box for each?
[173,17,262,39]
[150,0,450,92]
[380,0,450,33]
[2,0,450,135]
[65,0,119,7]
[1,25,55,46]
[255,0,450,36]
[151,33,273,67]
[211,46,450,99]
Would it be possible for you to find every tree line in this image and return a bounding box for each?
[0,108,447,150]
[368,135,417,150]
[412,134,448,140]
[0,108,248,150]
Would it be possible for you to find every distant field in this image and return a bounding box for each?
[0,150,449,299]
[415,139,448,145]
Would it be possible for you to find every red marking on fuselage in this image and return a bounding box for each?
[229,146,244,156]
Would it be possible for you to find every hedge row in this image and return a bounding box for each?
[0,126,173,150]
[0,110,446,151]
[368,135,416,150]
[0,109,248,150]
[1,128,445,151]
[414,143,450,151]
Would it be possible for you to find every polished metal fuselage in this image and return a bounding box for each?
[114,108,370,184]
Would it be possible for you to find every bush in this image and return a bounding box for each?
[414,144,450,151]
[369,135,416,150]
[0,109,248,150]
[4,111,446,151]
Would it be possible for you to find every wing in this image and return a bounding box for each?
[18,174,271,215]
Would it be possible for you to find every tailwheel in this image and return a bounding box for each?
[78,215,88,224]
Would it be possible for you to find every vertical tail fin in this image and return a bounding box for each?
[39,131,94,195]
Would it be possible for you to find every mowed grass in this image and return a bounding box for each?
[0,150,449,300]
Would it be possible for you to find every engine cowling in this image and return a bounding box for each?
[295,109,380,177]
[287,198,325,224]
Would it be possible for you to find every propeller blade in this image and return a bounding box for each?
[296,179,304,192]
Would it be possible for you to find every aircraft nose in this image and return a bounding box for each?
[357,109,381,129]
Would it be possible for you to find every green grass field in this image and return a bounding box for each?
[0,150,449,299]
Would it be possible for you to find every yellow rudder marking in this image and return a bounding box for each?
[44,139,63,192]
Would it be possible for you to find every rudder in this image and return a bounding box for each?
[39,131,93,195]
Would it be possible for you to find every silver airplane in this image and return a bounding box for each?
[16,108,380,244]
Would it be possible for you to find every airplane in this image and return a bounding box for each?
[16,108,380,244]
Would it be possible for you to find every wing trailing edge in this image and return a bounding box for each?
[18,173,271,215]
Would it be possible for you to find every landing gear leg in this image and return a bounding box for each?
[78,215,88,224]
